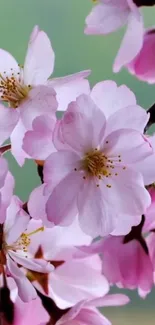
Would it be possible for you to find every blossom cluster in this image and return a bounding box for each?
[0,1,155,324]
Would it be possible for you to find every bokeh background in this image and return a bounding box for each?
[1,0,155,323]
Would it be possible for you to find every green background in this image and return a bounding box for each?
[2,0,155,323]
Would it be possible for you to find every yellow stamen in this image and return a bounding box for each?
[81,149,108,177]
[27,227,44,237]
[80,149,126,182]
[0,71,31,108]
[4,227,44,253]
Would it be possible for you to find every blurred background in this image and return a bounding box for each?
[1,0,155,323]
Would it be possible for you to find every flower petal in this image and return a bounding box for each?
[59,95,106,152]
[0,171,15,223]
[46,171,82,226]
[78,179,117,237]
[11,119,30,166]
[85,3,129,35]
[0,49,19,77]
[28,184,52,226]
[56,301,86,325]
[127,28,155,84]
[102,236,153,297]
[89,293,130,307]
[104,129,152,164]
[0,104,19,145]
[44,150,81,191]
[111,214,141,236]
[0,156,9,188]
[23,115,56,160]
[7,255,37,302]
[48,70,91,111]
[53,120,74,151]
[100,167,151,216]
[20,85,57,130]
[9,251,54,273]
[91,80,136,119]
[133,153,155,186]
[24,25,55,85]
[73,308,111,325]
[14,296,49,325]
[35,217,91,261]
[4,196,30,245]
[113,11,144,72]
[49,256,109,309]
[105,105,149,135]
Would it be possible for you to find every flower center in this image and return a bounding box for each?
[0,70,31,108]
[76,148,126,188]
[82,149,109,178]
[3,226,44,255]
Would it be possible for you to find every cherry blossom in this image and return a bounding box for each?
[0,196,53,302]
[75,213,154,298]
[0,25,90,165]
[23,218,109,309]
[51,293,129,325]
[42,93,153,237]
[85,0,144,72]
[101,225,153,298]
[100,192,155,298]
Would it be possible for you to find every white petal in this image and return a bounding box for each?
[24,26,55,85]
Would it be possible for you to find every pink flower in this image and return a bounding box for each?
[126,28,155,83]
[85,0,144,72]
[53,293,129,325]
[24,81,155,236]
[0,25,90,165]
[25,218,109,309]
[0,196,53,302]
[101,215,154,298]
[41,92,153,237]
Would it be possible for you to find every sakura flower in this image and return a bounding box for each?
[0,196,53,302]
[42,93,152,237]
[24,82,155,235]
[49,293,129,325]
[24,218,109,309]
[126,28,155,83]
[0,25,90,165]
[85,0,144,72]
[101,215,154,298]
